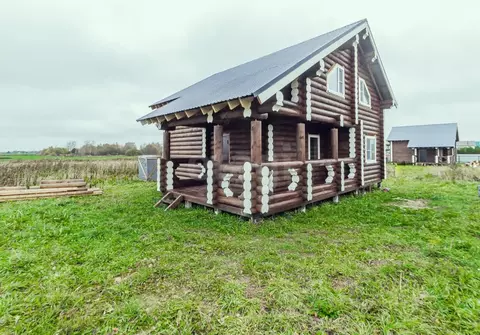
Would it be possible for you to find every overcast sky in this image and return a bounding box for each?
[1,0,479,151]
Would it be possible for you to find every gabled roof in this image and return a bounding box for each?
[138,19,396,123]
[387,123,459,148]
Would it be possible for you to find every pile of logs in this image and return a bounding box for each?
[0,179,102,202]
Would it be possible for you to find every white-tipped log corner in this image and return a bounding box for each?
[291,80,299,103]
[261,166,270,214]
[315,59,326,76]
[240,97,253,118]
[166,160,174,191]
[206,160,214,204]
[306,163,313,201]
[349,127,356,158]
[272,91,284,112]
[288,168,299,191]
[242,162,252,214]
[267,124,274,161]
[305,78,312,121]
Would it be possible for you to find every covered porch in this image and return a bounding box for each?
[157,116,364,217]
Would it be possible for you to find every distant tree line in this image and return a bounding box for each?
[40,141,162,156]
[458,146,480,154]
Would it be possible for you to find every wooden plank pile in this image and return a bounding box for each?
[0,179,102,202]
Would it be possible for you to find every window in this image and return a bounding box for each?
[222,133,230,163]
[359,78,371,107]
[308,134,320,160]
[365,136,376,164]
[327,64,345,97]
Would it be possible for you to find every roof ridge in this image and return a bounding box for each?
[392,122,458,128]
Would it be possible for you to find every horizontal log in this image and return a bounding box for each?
[215,203,257,216]
[170,144,203,150]
[230,155,251,162]
[218,172,255,182]
[261,196,303,213]
[267,191,303,204]
[0,189,99,202]
[310,96,351,117]
[0,186,27,191]
[176,167,202,174]
[170,128,204,135]
[282,100,302,109]
[170,136,203,143]
[309,112,337,124]
[311,86,352,105]
[0,187,88,197]
[306,158,337,166]
[217,196,255,208]
[338,158,355,164]
[175,172,202,180]
[40,179,84,184]
[168,155,205,160]
[219,164,245,174]
[259,161,304,168]
[171,150,203,156]
[40,182,86,189]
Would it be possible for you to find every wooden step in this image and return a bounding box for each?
[154,192,172,208]
[165,195,184,211]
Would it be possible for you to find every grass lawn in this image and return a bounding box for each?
[0,154,135,162]
[0,166,479,334]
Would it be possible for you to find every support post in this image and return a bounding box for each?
[156,158,161,192]
[251,120,262,164]
[162,130,170,160]
[331,128,339,160]
[297,123,306,162]
[213,125,223,163]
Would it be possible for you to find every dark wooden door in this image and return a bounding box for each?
[418,149,427,162]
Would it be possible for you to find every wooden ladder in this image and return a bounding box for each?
[154,192,184,211]
[165,195,184,211]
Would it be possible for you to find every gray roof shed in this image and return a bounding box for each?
[387,123,459,148]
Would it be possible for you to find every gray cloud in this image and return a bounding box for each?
[1,0,479,151]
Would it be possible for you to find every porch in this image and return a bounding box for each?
[156,119,373,217]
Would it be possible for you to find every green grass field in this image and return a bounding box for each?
[0,154,135,162]
[0,166,479,334]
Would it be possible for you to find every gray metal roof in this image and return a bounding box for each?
[138,19,394,122]
[387,123,459,148]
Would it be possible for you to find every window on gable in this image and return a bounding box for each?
[327,64,345,97]
[308,134,320,160]
[365,136,376,164]
[359,78,371,107]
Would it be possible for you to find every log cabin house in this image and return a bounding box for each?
[387,123,459,165]
[137,19,397,218]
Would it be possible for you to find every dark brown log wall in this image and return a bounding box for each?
[391,141,411,163]
[358,56,383,184]
[170,127,204,159]
[224,121,251,164]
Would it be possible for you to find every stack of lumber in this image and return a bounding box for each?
[0,179,102,202]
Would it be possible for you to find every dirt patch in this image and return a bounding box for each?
[391,198,430,210]
[366,259,390,267]
[331,276,355,290]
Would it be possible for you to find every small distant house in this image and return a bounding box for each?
[387,123,459,165]
[137,19,397,218]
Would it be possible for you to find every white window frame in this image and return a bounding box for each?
[365,135,377,164]
[308,134,320,160]
[359,78,371,107]
[326,64,345,98]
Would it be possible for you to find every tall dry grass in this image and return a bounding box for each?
[0,160,138,186]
